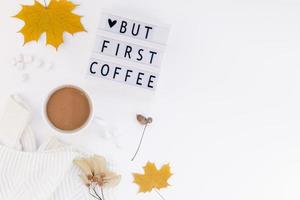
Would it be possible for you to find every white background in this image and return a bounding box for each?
[1,0,300,200]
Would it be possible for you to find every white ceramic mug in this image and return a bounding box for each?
[43,84,109,136]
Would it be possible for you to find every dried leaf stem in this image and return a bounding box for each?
[154,189,166,200]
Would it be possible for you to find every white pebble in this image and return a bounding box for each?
[15,54,23,63]
[44,62,54,70]
[16,62,25,70]
[10,58,17,67]
[21,73,29,82]
[32,59,43,68]
[23,55,33,64]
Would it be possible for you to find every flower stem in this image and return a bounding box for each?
[101,187,105,200]
[93,187,102,200]
[154,189,166,200]
[131,124,148,161]
[89,187,101,200]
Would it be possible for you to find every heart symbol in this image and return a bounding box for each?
[108,19,117,28]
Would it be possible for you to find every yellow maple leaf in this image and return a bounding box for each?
[133,162,172,193]
[14,0,86,49]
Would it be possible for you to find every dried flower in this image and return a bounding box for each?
[137,114,153,125]
[74,155,121,200]
[131,114,153,161]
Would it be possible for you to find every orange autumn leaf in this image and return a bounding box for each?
[133,162,172,193]
[14,0,86,49]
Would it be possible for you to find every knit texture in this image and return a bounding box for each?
[0,95,90,200]
[0,145,90,200]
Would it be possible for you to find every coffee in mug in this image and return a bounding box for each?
[45,85,92,133]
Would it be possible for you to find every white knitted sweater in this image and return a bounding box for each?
[0,145,90,200]
[0,96,90,200]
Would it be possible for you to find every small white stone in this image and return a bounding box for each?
[21,73,29,82]
[44,62,54,70]
[10,58,17,67]
[15,54,24,63]
[16,62,25,70]
[32,59,43,68]
[23,55,33,64]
